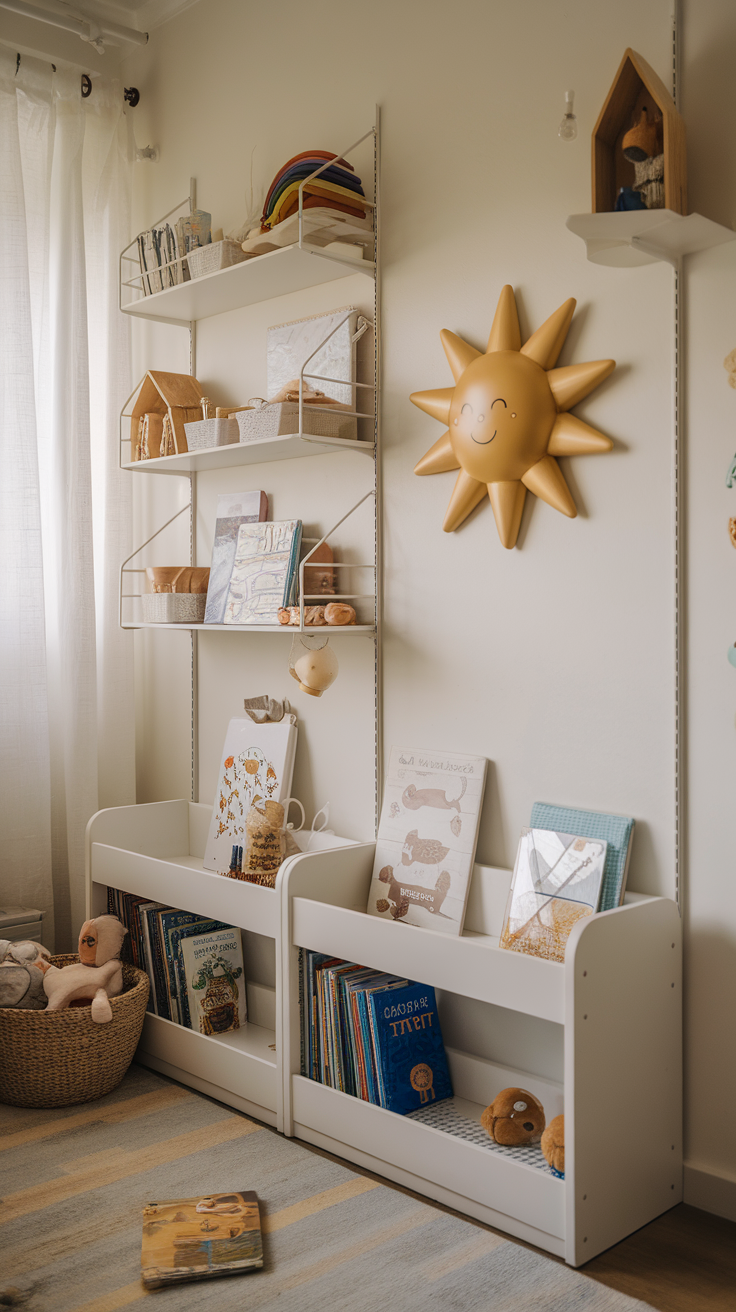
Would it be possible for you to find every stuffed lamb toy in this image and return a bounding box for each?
[0,939,51,1010]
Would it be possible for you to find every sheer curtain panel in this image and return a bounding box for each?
[0,49,134,950]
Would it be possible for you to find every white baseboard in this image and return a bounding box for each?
[684,1163,736,1223]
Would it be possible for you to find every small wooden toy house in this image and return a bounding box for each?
[130,370,204,460]
[592,48,687,215]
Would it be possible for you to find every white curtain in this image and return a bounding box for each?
[0,48,135,951]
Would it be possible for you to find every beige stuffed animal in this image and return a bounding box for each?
[43,916,127,1023]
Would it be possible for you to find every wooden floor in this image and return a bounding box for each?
[301,1134,736,1311]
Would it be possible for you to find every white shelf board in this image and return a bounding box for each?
[137,1013,277,1116]
[566,210,736,267]
[121,242,375,325]
[123,622,376,634]
[122,432,374,475]
[91,842,280,938]
[290,897,564,1024]
[292,1076,564,1241]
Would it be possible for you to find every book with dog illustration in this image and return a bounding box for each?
[366,747,487,936]
[141,1190,262,1288]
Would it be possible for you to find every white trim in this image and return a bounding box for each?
[684,1163,736,1223]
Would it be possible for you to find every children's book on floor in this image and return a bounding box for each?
[300,950,453,1114]
[141,1191,262,1288]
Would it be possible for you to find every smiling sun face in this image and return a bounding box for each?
[411,285,616,548]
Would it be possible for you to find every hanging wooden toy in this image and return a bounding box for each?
[411,285,615,548]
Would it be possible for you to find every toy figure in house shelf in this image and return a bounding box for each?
[622,107,664,210]
[481,1087,546,1146]
[43,915,128,1023]
[412,285,615,547]
[541,1114,565,1178]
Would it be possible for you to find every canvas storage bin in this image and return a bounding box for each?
[236,401,354,444]
[141,593,207,624]
[0,957,149,1108]
[184,416,240,450]
[186,239,249,279]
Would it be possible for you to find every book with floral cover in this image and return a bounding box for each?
[203,716,297,874]
[366,747,487,936]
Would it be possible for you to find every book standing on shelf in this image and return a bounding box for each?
[367,746,487,935]
[300,950,453,1114]
[203,715,298,875]
[500,828,607,963]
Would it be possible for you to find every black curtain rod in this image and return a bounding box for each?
[14,53,139,105]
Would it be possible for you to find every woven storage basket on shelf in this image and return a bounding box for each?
[0,957,149,1108]
[236,402,353,444]
[141,593,207,624]
[186,239,248,279]
[183,416,240,450]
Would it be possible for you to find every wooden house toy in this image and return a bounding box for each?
[592,48,687,216]
[130,370,205,461]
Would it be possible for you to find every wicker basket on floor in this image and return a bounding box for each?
[0,957,149,1109]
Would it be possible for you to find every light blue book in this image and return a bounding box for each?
[529,803,635,912]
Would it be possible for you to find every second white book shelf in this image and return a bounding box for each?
[86,801,681,1268]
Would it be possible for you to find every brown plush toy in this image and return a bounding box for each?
[541,1114,565,1177]
[43,915,127,1023]
[480,1087,546,1146]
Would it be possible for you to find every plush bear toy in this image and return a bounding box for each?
[43,916,127,1023]
[541,1114,565,1177]
[480,1087,546,1146]
[0,939,51,1010]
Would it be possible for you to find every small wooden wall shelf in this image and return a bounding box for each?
[592,48,686,216]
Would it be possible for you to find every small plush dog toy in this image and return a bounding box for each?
[480,1087,546,1146]
[0,940,51,1010]
[541,1114,565,1177]
[43,915,127,1023]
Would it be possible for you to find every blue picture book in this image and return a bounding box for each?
[368,981,453,1114]
[530,803,635,912]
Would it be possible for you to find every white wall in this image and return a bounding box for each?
[119,0,736,1217]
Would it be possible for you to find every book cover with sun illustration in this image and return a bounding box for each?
[500,828,607,963]
[141,1190,262,1288]
[203,717,297,873]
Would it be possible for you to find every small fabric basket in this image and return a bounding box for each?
[141,593,207,623]
[186,239,248,279]
[0,957,149,1108]
[236,402,354,444]
[184,417,240,450]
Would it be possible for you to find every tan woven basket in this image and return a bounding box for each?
[0,956,149,1108]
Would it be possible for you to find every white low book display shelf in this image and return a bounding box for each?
[87,803,682,1269]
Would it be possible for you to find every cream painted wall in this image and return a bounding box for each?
[119,0,736,1211]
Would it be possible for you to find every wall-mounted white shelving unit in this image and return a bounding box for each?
[87,804,681,1268]
[566,209,736,268]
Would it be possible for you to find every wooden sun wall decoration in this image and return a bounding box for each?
[411,285,616,548]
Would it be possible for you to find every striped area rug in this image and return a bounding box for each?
[0,1064,653,1312]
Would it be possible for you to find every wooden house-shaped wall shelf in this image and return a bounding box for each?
[130,370,204,461]
[592,48,686,216]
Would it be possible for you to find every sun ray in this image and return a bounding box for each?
[521,455,577,517]
[409,387,454,425]
[488,481,527,550]
[547,412,613,457]
[442,470,488,532]
[521,298,576,369]
[440,330,481,382]
[414,431,460,476]
[547,359,615,411]
[486,284,521,354]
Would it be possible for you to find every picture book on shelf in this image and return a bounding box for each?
[179,927,245,1036]
[223,520,302,626]
[366,747,487,936]
[204,490,269,625]
[300,951,453,1114]
[141,1190,262,1289]
[500,828,607,963]
[529,802,634,911]
[203,716,298,873]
